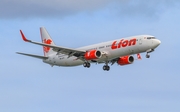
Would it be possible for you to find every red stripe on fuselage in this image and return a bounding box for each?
[111,38,136,50]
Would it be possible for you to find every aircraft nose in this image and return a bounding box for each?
[156,39,161,45]
[154,39,161,48]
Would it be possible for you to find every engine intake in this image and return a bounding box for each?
[117,55,134,66]
[84,50,102,60]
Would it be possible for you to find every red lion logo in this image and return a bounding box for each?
[43,39,52,53]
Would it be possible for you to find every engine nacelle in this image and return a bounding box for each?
[84,50,102,60]
[117,55,134,66]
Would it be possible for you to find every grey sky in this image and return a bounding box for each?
[1,0,180,19]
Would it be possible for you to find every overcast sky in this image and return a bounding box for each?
[1,0,180,112]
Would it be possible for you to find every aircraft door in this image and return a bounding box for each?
[139,38,142,45]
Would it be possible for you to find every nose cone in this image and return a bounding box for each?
[156,39,161,45]
[154,39,161,48]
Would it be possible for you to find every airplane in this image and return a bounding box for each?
[17,27,161,71]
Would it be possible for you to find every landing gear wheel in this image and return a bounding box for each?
[83,63,87,67]
[103,65,106,70]
[83,62,91,68]
[146,54,150,58]
[86,63,90,68]
[106,66,110,71]
[103,65,110,71]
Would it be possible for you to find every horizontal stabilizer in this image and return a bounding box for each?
[16,52,48,59]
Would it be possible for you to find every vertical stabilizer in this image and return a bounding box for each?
[40,27,55,56]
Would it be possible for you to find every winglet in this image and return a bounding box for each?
[20,30,31,42]
[137,53,142,60]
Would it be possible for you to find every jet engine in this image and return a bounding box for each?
[117,55,134,66]
[84,50,102,60]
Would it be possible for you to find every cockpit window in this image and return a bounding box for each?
[147,37,156,39]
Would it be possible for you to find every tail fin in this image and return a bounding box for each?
[40,27,56,56]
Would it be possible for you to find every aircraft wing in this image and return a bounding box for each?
[20,30,86,57]
[16,52,48,59]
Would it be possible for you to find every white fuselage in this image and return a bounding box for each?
[43,35,161,66]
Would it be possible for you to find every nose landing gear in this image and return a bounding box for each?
[146,49,154,58]
[146,53,150,58]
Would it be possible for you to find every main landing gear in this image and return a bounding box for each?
[103,65,110,71]
[103,61,110,71]
[83,61,110,71]
[83,62,90,68]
